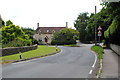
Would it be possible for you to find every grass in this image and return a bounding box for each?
[91,45,104,59]
[1,45,60,63]
[64,44,80,47]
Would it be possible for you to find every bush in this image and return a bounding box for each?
[51,28,79,45]
[32,39,38,44]
[104,16,120,45]
[2,38,32,48]
[51,40,76,45]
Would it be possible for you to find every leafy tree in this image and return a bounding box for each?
[0,15,5,27]
[21,27,35,39]
[103,2,120,45]
[21,27,37,44]
[51,28,79,45]
[6,20,13,26]
[0,16,2,28]
[74,12,89,43]
[85,7,112,42]
[74,1,120,45]
[1,24,32,47]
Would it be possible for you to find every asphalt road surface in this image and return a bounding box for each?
[2,44,96,78]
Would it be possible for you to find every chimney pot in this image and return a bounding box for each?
[66,22,68,28]
[37,23,39,27]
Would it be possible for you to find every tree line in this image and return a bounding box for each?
[0,17,36,48]
[74,1,120,46]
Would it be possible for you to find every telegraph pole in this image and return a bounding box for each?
[95,6,97,45]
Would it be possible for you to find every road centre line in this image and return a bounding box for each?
[89,69,93,74]
[91,51,97,68]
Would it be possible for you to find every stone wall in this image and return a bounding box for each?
[110,44,120,55]
[0,44,38,56]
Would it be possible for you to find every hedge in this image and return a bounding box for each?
[104,16,118,38]
[104,16,120,45]
[51,40,76,45]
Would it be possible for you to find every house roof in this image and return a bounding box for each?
[36,27,66,34]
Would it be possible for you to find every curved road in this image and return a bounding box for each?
[2,44,96,78]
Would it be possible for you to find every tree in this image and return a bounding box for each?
[104,2,120,45]
[21,27,36,44]
[51,28,79,45]
[1,24,32,47]
[74,12,89,43]
[21,27,35,39]
[6,20,13,26]
[0,15,5,28]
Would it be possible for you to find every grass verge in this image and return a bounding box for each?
[91,45,104,59]
[1,45,60,63]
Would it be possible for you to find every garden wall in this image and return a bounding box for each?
[110,44,120,56]
[0,44,38,56]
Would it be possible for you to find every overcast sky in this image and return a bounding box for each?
[0,0,102,29]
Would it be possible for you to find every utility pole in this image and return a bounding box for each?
[95,6,97,45]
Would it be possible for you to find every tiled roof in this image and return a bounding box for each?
[36,27,66,34]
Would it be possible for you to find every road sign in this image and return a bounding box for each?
[98,26,102,31]
[98,31,102,36]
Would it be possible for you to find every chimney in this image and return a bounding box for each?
[66,22,68,28]
[37,23,39,28]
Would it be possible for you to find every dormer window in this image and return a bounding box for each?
[47,30,49,32]
[53,30,55,33]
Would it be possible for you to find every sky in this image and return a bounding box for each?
[0,0,102,29]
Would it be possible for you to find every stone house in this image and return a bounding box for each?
[33,22,68,44]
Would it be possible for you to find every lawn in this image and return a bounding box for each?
[1,45,60,63]
[91,45,104,59]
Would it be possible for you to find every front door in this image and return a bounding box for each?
[44,36,48,43]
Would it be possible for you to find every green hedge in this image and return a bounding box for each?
[104,16,120,45]
[104,16,119,38]
[51,40,76,45]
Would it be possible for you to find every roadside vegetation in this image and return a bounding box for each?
[0,19,37,48]
[91,45,104,59]
[74,2,120,46]
[64,44,80,47]
[51,28,79,45]
[1,45,60,63]
[0,20,32,48]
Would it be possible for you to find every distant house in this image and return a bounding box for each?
[33,22,68,44]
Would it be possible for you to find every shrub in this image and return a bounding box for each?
[51,28,79,45]
[51,40,76,45]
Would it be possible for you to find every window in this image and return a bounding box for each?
[47,30,49,32]
[53,30,55,33]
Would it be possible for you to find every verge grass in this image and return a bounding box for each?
[1,45,60,63]
[91,45,104,59]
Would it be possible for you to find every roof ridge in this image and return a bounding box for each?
[38,27,65,28]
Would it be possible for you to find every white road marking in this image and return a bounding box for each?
[60,49,63,53]
[89,69,93,74]
[91,51,97,68]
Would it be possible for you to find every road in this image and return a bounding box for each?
[2,44,96,78]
